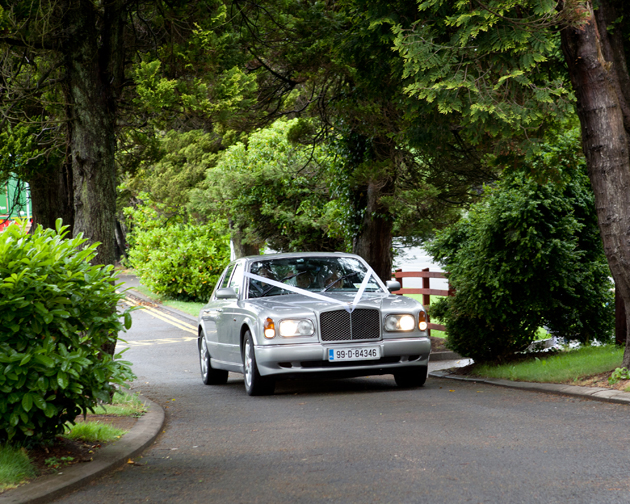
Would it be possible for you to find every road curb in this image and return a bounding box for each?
[429,351,461,361]
[0,396,165,504]
[429,370,630,406]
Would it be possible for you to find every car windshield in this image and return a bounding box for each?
[248,256,382,298]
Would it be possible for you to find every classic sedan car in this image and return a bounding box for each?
[197,252,431,395]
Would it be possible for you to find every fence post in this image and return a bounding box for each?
[422,268,431,337]
[395,268,402,294]
[421,268,430,306]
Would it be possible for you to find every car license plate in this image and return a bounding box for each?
[328,347,380,362]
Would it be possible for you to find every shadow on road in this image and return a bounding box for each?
[215,374,436,397]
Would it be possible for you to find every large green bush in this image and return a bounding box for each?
[0,221,135,447]
[126,200,230,301]
[188,119,346,252]
[427,151,614,363]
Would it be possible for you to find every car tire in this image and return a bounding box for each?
[199,335,229,385]
[394,365,428,388]
[243,331,275,396]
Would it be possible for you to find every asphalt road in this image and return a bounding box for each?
[53,303,630,504]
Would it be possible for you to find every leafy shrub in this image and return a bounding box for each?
[608,367,630,385]
[126,200,230,301]
[428,163,614,363]
[0,220,135,447]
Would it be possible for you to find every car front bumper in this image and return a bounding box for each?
[254,337,431,377]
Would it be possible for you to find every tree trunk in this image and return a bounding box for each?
[560,0,630,367]
[27,161,74,232]
[353,180,394,282]
[62,0,121,266]
[229,220,261,258]
[61,0,124,357]
[615,285,627,346]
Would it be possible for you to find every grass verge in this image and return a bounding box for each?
[471,345,624,383]
[91,391,146,417]
[132,284,204,317]
[0,445,36,491]
[63,422,127,443]
[0,390,142,492]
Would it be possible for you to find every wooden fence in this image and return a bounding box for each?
[391,268,453,335]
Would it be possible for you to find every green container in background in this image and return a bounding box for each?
[0,175,31,229]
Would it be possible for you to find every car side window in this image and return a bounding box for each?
[229,262,245,297]
[219,264,235,290]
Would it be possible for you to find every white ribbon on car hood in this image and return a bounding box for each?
[244,270,375,314]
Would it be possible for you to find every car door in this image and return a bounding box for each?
[201,263,234,363]
[221,261,245,364]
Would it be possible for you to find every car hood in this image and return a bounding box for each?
[246,291,422,317]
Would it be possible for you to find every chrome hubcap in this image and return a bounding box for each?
[244,339,253,389]
[200,338,208,378]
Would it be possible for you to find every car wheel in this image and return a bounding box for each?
[394,365,428,388]
[199,336,228,385]
[243,331,275,396]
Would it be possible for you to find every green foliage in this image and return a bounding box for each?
[428,134,614,362]
[125,200,230,302]
[121,130,222,210]
[0,220,135,447]
[392,0,576,140]
[227,0,493,262]
[189,119,345,252]
[44,456,74,470]
[131,2,257,131]
[0,125,47,181]
[608,367,630,385]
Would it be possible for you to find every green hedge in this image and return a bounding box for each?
[428,165,614,363]
[0,220,135,447]
[126,201,230,301]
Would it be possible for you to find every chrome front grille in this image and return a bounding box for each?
[320,309,380,342]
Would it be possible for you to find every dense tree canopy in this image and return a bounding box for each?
[394,0,630,365]
[0,0,256,264]
[1,0,623,362]
[189,119,345,254]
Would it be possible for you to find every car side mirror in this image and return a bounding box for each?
[216,287,238,299]
[386,280,401,293]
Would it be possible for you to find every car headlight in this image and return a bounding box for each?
[384,314,416,332]
[279,319,314,337]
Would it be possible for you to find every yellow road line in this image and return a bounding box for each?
[118,335,198,347]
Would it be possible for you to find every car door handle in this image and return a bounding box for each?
[202,308,222,315]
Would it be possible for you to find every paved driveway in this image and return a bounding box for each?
[53,305,630,504]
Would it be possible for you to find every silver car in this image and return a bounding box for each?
[197,252,431,395]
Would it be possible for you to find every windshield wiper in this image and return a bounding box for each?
[322,272,360,292]
[261,271,307,296]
